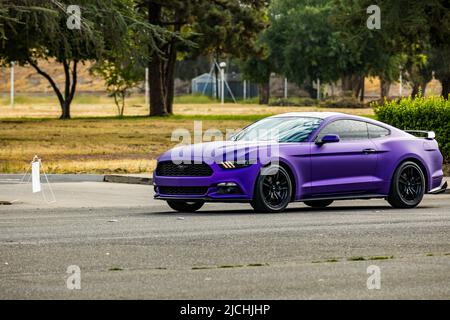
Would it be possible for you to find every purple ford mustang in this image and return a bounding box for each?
[154,112,447,213]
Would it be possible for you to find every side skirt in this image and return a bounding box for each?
[428,181,447,195]
[155,194,388,203]
[296,194,387,202]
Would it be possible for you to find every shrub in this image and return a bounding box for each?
[269,97,318,107]
[373,96,450,161]
[269,98,301,107]
[297,97,318,106]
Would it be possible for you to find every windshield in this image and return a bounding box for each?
[231,117,322,143]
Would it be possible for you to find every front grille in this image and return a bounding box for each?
[156,161,213,177]
[158,186,208,195]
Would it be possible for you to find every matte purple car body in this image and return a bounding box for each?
[154,112,445,204]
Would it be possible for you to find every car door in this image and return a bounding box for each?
[310,119,378,195]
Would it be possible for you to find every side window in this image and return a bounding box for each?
[368,123,390,138]
[318,120,369,141]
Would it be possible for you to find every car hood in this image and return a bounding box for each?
[158,140,280,164]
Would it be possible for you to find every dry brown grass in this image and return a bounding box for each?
[0,117,251,174]
[175,103,374,116]
[0,95,375,118]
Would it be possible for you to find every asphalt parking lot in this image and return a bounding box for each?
[0,181,449,299]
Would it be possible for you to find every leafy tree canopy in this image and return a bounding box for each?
[0,0,167,118]
[333,0,450,98]
[136,0,269,115]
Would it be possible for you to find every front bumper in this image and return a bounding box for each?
[153,195,251,203]
[153,162,260,202]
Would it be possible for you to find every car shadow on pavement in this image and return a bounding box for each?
[145,204,434,216]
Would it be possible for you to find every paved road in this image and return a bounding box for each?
[0,181,449,299]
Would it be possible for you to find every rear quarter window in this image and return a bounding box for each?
[368,123,390,138]
[317,119,369,141]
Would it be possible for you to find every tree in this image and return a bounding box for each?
[137,0,269,116]
[0,0,163,118]
[240,57,272,104]
[264,0,373,99]
[428,46,450,99]
[92,20,148,117]
[404,53,432,97]
[93,58,142,117]
[334,0,450,99]
[267,1,340,94]
[332,0,408,100]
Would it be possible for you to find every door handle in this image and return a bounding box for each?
[362,148,376,154]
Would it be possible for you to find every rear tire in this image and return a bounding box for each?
[167,200,204,212]
[251,165,292,213]
[304,200,334,208]
[387,161,425,209]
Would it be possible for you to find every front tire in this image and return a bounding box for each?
[251,165,293,213]
[304,200,334,208]
[167,200,204,212]
[387,161,425,208]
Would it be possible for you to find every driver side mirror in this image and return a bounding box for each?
[316,134,340,145]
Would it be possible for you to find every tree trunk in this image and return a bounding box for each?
[113,93,121,116]
[411,83,420,98]
[411,82,427,98]
[59,59,77,119]
[354,75,363,99]
[342,74,362,98]
[441,78,450,99]
[359,76,365,102]
[148,2,168,116]
[148,61,167,116]
[258,81,270,105]
[341,75,353,92]
[120,91,125,117]
[163,21,180,115]
[165,62,176,115]
[61,101,71,119]
[380,79,391,99]
[28,59,77,119]
[421,85,427,97]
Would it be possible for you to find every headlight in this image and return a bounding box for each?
[218,161,252,169]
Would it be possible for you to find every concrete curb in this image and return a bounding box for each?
[103,175,153,185]
[0,173,153,185]
[0,174,104,183]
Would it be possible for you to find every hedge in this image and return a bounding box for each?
[373,96,450,162]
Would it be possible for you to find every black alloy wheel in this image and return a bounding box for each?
[251,165,292,213]
[388,161,425,208]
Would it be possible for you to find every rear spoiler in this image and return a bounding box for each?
[405,130,435,140]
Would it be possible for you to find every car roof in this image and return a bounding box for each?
[269,111,406,136]
[269,112,345,119]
